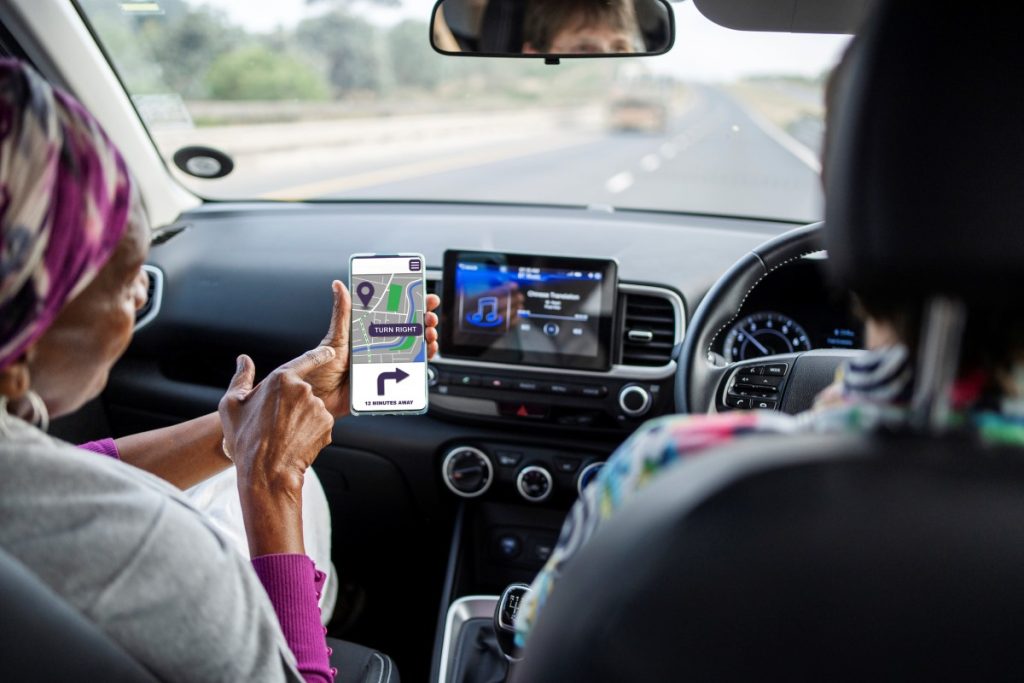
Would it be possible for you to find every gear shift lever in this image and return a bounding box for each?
[493,583,531,661]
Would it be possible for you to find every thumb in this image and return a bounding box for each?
[227,354,255,398]
[321,280,350,349]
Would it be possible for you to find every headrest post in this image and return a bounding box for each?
[911,297,967,432]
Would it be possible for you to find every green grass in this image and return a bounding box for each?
[386,283,403,313]
[392,334,417,352]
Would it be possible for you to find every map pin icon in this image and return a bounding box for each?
[356,281,374,308]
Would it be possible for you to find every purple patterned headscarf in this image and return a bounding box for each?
[0,59,132,371]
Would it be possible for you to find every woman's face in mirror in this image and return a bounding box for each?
[544,19,636,54]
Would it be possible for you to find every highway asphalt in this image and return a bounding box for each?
[192,85,824,224]
[332,85,824,223]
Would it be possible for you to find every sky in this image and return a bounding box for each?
[195,0,851,81]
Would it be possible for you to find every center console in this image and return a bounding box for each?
[428,250,687,682]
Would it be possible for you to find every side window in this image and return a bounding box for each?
[0,8,67,91]
[0,22,26,60]
[0,7,29,61]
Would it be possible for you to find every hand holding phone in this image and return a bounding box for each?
[349,254,429,416]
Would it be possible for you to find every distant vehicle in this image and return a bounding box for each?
[608,95,668,133]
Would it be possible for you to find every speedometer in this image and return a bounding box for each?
[722,311,812,362]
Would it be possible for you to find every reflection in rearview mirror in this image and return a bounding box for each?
[431,0,675,58]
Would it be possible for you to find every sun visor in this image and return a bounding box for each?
[690,0,873,34]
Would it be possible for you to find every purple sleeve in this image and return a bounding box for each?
[251,554,334,683]
[77,438,121,460]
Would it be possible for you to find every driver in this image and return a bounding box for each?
[514,37,1024,648]
[521,0,640,54]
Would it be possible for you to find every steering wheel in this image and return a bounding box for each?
[675,222,862,415]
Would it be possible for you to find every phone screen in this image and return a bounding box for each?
[349,254,428,415]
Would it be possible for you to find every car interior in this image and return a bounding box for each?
[2,0,1021,681]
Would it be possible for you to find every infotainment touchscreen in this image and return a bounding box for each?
[441,251,618,371]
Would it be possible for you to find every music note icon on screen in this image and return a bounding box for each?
[466,296,504,328]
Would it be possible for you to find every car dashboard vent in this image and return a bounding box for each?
[620,290,678,366]
[135,265,163,331]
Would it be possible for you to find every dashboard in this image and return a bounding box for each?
[117,202,859,509]
[74,201,861,679]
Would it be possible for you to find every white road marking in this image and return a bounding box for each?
[729,95,822,173]
[605,171,634,193]
[640,154,661,172]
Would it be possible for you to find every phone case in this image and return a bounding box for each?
[349,252,429,417]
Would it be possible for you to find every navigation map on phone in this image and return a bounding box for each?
[350,255,427,414]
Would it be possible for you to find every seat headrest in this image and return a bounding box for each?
[824,2,1024,302]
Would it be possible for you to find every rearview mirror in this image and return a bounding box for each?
[431,0,675,59]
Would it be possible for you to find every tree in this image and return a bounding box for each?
[205,45,330,101]
[387,20,441,89]
[295,10,388,93]
[135,4,244,99]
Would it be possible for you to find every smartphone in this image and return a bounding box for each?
[349,253,428,416]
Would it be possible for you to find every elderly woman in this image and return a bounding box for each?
[0,59,438,682]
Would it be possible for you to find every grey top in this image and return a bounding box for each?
[0,418,302,682]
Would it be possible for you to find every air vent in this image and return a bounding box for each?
[135,265,163,331]
[620,292,677,366]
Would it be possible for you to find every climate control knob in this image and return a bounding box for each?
[516,465,553,503]
[442,447,493,498]
[618,384,652,417]
[576,462,605,495]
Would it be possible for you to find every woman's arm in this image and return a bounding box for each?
[220,349,338,683]
[113,413,229,488]
[251,554,334,682]
[77,416,229,489]
[101,282,440,490]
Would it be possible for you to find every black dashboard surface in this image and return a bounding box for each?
[116,200,809,450]
[100,200,806,676]
[139,200,788,351]
[108,202,796,544]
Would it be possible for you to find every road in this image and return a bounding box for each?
[188,85,824,223]
[327,85,823,221]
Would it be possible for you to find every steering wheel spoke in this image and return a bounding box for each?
[714,353,799,413]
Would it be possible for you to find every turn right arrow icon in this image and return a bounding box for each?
[376,368,410,396]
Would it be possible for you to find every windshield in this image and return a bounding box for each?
[77,0,849,222]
